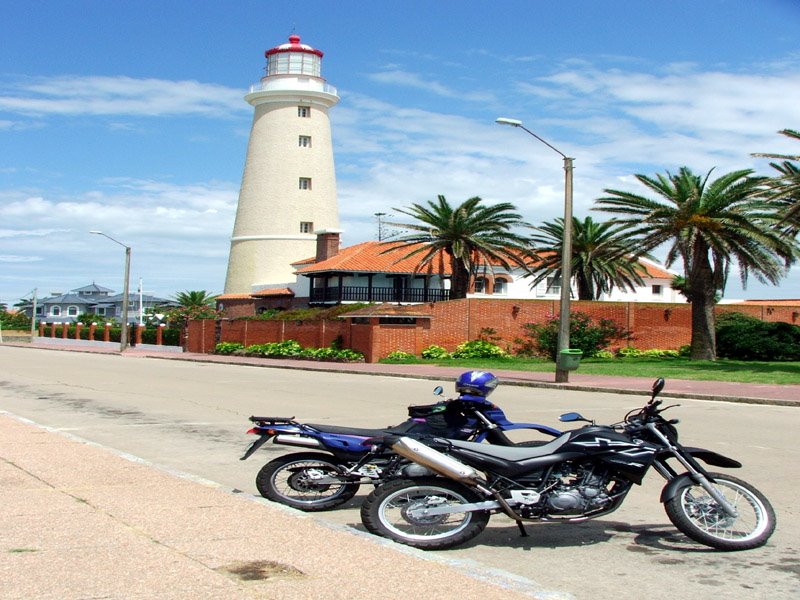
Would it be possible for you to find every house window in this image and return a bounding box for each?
[51,306,61,316]
[299,135,312,147]
[474,277,488,294]
[652,284,663,295]
[494,279,508,295]
[299,177,312,190]
[546,276,561,295]
[97,307,106,315]
[35,306,44,315]
[379,317,417,325]
[67,306,78,316]
[298,106,310,118]
[300,221,314,233]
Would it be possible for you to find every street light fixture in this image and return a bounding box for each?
[90,230,131,352]
[496,117,574,383]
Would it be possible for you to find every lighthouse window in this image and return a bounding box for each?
[299,136,312,147]
[297,106,310,118]
[300,221,314,233]
[299,177,312,190]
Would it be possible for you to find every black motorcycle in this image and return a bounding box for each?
[361,378,776,551]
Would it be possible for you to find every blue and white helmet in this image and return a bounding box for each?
[455,371,498,397]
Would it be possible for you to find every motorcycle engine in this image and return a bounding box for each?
[544,469,612,515]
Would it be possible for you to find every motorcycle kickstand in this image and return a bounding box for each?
[515,520,529,537]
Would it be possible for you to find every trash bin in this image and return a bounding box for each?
[557,348,583,371]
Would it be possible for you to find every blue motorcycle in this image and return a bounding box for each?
[241,371,560,511]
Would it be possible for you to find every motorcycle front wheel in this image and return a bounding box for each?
[256,452,360,511]
[361,477,489,550]
[664,472,776,550]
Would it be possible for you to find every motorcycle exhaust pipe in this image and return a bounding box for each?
[390,437,482,485]
[274,435,322,448]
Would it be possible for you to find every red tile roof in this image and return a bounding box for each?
[251,288,294,297]
[295,240,674,279]
[295,241,455,275]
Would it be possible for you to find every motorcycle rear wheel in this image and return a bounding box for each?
[664,472,776,550]
[256,452,359,511]
[361,477,489,550]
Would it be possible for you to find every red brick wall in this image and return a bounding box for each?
[188,299,800,361]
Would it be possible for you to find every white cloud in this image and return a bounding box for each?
[0,75,247,118]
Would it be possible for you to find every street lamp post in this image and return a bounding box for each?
[496,117,574,383]
[90,231,131,352]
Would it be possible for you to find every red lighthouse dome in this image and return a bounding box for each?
[265,34,324,77]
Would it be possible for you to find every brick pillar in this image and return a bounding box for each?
[50,323,57,338]
[61,323,68,339]
[75,323,83,340]
[39,322,46,336]
[103,323,111,342]
[89,323,97,341]
[135,324,143,345]
[156,324,164,345]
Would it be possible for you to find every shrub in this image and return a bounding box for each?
[239,339,363,362]
[215,342,244,355]
[451,340,508,359]
[384,350,417,362]
[716,312,800,361]
[617,346,643,358]
[421,344,451,360]
[244,340,303,357]
[522,312,629,360]
[0,309,31,329]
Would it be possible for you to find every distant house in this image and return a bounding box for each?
[19,283,177,324]
[215,233,680,317]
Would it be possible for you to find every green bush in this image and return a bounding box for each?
[522,312,629,360]
[716,312,800,361]
[421,344,451,360]
[244,340,303,357]
[239,339,364,362]
[451,340,508,359]
[0,309,31,329]
[215,342,244,355]
[384,350,417,361]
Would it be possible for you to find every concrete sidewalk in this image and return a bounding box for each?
[0,413,550,600]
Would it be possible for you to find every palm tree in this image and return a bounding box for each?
[753,129,800,230]
[383,195,535,300]
[173,290,217,308]
[528,216,653,300]
[595,167,798,360]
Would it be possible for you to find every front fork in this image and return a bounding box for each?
[647,423,738,518]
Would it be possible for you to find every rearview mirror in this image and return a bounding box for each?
[433,386,444,396]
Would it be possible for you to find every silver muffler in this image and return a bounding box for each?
[390,437,482,484]
[274,434,322,448]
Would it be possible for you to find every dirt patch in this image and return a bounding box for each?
[216,560,304,582]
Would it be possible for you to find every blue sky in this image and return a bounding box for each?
[2,0,799,307]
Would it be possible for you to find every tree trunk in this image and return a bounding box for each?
[687,241,717,360]
[689,296,716,360]
[449,260,470,300]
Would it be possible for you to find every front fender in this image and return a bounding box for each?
[658,447,742,469]
[660,472,695,503]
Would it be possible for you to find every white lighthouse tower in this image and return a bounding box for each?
[224,35,340,294]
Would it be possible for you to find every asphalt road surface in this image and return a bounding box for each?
[1,346,798,599]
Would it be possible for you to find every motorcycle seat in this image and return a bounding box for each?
[445,434,571,460]
[306,423,393,437]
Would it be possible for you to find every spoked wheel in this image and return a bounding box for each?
[361,477,489,550]
[664,472,776,550]
[256,452,359,511]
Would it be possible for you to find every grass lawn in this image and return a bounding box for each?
[381,357,800,385]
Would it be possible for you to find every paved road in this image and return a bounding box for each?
[1,346,798,599]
